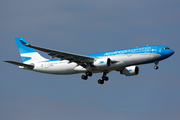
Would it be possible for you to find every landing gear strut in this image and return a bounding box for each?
[81,71,92,80]
[86,71,92,77]
[154,61,159,70]
[98,72,109,84]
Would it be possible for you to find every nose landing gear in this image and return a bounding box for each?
[154,66,158,70]
[154,61,159,70]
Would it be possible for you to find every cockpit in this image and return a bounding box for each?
[163,47,170,50]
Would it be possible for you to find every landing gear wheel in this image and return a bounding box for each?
[154,61,159,70]
[81,75,88,80]
[86,71,92,77]
[98,79,104,84]
[105,77,109,81]
[102,76,109,81]
[154,66,158,70]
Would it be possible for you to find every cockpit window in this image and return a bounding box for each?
[163,47,170,50]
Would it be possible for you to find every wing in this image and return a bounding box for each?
[20,40,95,67]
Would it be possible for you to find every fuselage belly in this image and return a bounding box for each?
[32,53,160,75]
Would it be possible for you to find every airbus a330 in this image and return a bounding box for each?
[4,37,174,84]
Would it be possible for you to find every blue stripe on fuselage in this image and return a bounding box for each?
[86,45,165,57]
[36,45,173,64]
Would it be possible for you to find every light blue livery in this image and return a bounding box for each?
[4,37,174,84]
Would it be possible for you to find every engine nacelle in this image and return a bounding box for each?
[93,58,111,68]
[120,66,139,76]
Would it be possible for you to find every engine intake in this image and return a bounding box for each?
[93,58,111,68]
[120,66,139,76]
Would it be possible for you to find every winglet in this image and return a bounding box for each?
[20,40,29,46]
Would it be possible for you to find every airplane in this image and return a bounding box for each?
[4,37,174,84]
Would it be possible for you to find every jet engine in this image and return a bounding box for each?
[120,66,139,76]
[93,58,111,68]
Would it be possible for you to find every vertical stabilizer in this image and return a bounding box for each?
[15,37,48,64]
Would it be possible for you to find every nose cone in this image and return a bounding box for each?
[162,49,175,59]
[169,49,175,56]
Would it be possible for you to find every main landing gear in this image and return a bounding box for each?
[81,71,109,85]
[81,71,92,80]
[98,72,109,85]
[154,61,159,70]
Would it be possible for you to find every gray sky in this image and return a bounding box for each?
[0,0,180,120]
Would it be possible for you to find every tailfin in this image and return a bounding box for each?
[15,37,47,64]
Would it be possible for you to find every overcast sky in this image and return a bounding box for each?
[0,0,180,120]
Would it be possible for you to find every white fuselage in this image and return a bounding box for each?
[30,53,160,75]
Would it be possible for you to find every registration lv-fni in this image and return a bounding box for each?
[4,37,174,84]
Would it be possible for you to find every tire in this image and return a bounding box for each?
[86,71,92,77]
[81,75,88,80]
[102,76,109,81]
[98,79,104,84]
[154,66,158,70]
[104,77,109,81]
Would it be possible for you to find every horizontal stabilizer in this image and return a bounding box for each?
[4,61,34,69]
